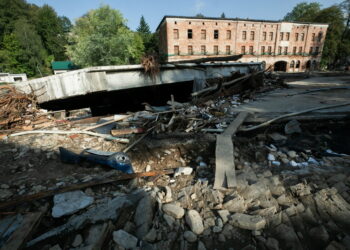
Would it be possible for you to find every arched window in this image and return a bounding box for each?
[296,60,300,68]
[290,60,295,68]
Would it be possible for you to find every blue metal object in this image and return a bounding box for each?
[59,147,134,174]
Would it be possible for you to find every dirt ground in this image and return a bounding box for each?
[1,75,350,250]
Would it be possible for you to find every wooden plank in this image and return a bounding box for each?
[1,212,43,250]
[82,114,132,131]
[223,112,249,136]
[214,112,249,189]
[0,170,174,210]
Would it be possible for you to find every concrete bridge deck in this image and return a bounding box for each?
[14,62,262,104]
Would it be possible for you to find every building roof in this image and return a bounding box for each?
[156,15,328,31]
[51,61,77,70]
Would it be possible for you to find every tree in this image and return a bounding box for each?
[137,16,151,34]
[59,16,73,33]
[221,12,226,18]
[195,13,205,18]
[136,16,158,54]
[284,2,321,22]
[0,0,31,43]
[67,5,144,67]
[36,5,68,60]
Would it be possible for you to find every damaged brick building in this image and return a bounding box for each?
[157,16,328,72]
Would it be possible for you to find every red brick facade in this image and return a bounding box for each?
[157,16,328,72]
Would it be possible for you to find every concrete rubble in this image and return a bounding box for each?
[0,74,350,249]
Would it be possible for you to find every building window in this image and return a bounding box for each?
[250,31,255,40]
[226,45,231,55]
[299,46,302,54]
[268,46,272,55]
[188,29,193,39]
[214,45,219,55]
[312,33,316,41]
[301,33,305,41]
[269,32,273,41]
[174,46,179,55]
[261,46,265,54]
[241,46,246,54]
[295,33,299,41]
[293,47,297,54]
[290,60,295,68]
[201,45,206,55]
[242,31,247,40]
[173,29,179,39]
[280,32,284,40]
[309,47,313,54]
[188,45,193,55]
[249,46,254,54]
[226,30,231,39]
[315,47,319,54]
[284,47,288,55]
[174,21,177,24]
[201,29,206,39]
[286,32,290,41]
[214,30,219,39]
[318,32,323,42]
[263,32,267,41]
[278,46,282,54]
[296,60,300,68]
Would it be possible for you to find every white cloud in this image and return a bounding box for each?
[194,0,205,13]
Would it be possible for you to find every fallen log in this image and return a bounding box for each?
[0,170,174,210]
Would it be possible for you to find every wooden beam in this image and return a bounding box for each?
[0,170,174,210]
[0,212,44,250]
[214,112,249,189]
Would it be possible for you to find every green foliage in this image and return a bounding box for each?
[67,5,144,67]
[36,5,68,61]
[284,2,322,22]
[195,13,205,18]
[13,18,49,76]
[136,16,159,54]
[137,16,151,34]
[221,12,226,18]
[0,0,70,77]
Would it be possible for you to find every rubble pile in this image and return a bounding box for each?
[1,74,350,250]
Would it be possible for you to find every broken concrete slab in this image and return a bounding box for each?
[52,191,94,218]
[229,213,266,231]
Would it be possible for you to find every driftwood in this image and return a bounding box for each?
[0,170,174,210]
[214,112,249,189]
[171,54,243,64]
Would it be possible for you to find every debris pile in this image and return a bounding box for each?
[0,74,350,250]
[0,85,54,130]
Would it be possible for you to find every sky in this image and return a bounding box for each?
[27,0,343,31]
